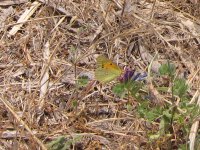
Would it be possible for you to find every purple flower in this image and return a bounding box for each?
[119,68,147,83]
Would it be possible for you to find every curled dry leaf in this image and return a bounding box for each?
[147,80,164,106]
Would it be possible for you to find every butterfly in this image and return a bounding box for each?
[95,55,122,84]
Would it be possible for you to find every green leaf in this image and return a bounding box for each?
[178,144,188,150]
[160,110,171,134]
[159,61,175,77]
[149,133,160,140]
[157,86,169,92]
[137,102,163,121]
[47,135,82,150]
[77,75,89,87]
[47,136,66,150]
[163,109,172,120]
[173,78,188,98]
[112,83,126,97]
[127,81,143,97]
[72,100,78,108]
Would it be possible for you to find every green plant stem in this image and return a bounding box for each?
[168,60,176,149]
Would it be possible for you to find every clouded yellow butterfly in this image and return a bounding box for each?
[95,55,122,83]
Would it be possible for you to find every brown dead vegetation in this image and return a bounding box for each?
[0,0,200,150]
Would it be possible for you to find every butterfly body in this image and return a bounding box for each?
[95,55,122,83]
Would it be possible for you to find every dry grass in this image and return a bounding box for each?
[0,0,200,149]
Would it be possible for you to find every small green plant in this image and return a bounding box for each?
[77,75,89,87]
[72,100,78,108]
[159,61,188,99]
[136,61,199,148]
[159,61,176,77]
[112,83,126,98]
[46,136,66,150]
[112,61,199,148]
[173,78,188,98]
[46,135,82,150]
[112,80,143,99]
[137,101,163,121]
